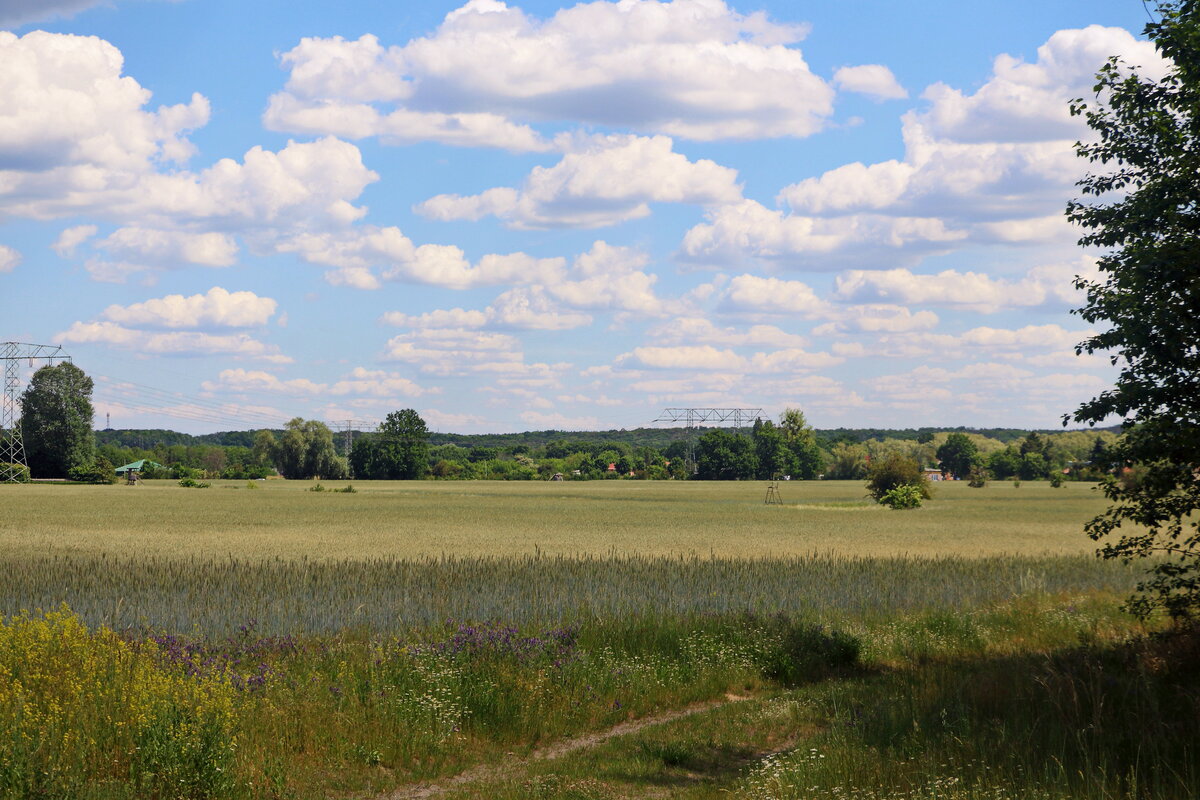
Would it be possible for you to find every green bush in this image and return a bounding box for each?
[759,618,861,686]
[967,466,989,488]
[68,456,117,484]
[865,452,931,502]
[0,462,30,483]
[880,484,924,510]
[177,477,210,489]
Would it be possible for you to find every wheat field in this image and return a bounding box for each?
[1,478,1109,560]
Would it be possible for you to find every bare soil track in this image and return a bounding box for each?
[372,694,755,799]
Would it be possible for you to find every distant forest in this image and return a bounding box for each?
[96,424,1120,455]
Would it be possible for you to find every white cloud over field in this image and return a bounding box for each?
[264,0,834,147]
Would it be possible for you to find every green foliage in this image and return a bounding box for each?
[273,418,347,480]
[780,407,824,479]
[1066,1,1200,619]
[350,409,430,480]
[880,484,925,510]
[376,409,430,479]
[694,429,757,480]
[967,465,989,488]
[824,441,869,480]
[865,452,932,502]
[178,477,211,488]
[68,455,117,484]
[936,432,980,479]
[752,418,789,479]
[19,362,95,478]
[758,620,861,686]
[0,462,30,483]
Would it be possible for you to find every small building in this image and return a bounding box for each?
[923,467,949,481]
[114,459,164,475]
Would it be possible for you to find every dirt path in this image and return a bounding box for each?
[373,693,753,800]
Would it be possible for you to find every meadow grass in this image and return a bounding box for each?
[1,479,1191,799]
[0,479,1110,559]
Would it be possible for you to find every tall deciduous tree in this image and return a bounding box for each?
[936,433,980,479]
[20,362,95,478]
[368,409,430,479]
[273,418,347,480]
[1067,0,1200,618]
[779,407,823,479]
[695,429,757,480]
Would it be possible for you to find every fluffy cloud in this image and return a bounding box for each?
[54,322,290,362]
[716,274,826,315]
[680,26,1166,270]
[854,323,1092,361]
[812,305,939,334]
[832,257,1097,312]
[623,344,841,372]
[863,362,1109,415]
[416,135,741,228]
[100,287,277,329]
[679,199,965,269]
[383,328,525,374]
[832,64,907,100]
[645,317,808,348]
[51,225,97,257]
[0,244,20,273]
[547,241,666,315]
[383,287,592,331]
[203,366,432,398]
[1,31,376,253]
[98,228,238,267]
[277,226,566,290]
[265,0,834,147]
[0,31,208,218]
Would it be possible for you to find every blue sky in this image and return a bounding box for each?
[0,0,1159,434]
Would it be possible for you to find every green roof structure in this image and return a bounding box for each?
[114,459,164,474]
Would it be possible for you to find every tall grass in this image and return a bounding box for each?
[739,627,1200,799]
[0,552,1137,635]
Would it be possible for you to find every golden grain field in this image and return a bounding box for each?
[0,478,1109,560]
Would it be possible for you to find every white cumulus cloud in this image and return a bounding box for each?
[0,244,20,273]
[100,287,277,329]
[265,0,834,147]
[415,134,742,228]
[833,64,907,100]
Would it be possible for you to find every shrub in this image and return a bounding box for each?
[178,477,211,489]
[0,462,30,483]
[880,484,925,510]
[967,466,989,488]
[68,456,117,484]
[759,618,861,686]
[865,452,931,502]
[1050,473,1065,488]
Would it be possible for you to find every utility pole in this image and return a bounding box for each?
[1,342,70,482]
[652,407,765,473]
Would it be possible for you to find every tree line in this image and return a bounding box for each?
[3,366,1122,483]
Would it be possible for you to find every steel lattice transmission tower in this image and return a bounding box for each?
[1,342,70,482]
[652,407,765,472]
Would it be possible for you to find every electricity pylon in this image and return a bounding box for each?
[1,342,70,482]
[652,407,765,473]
